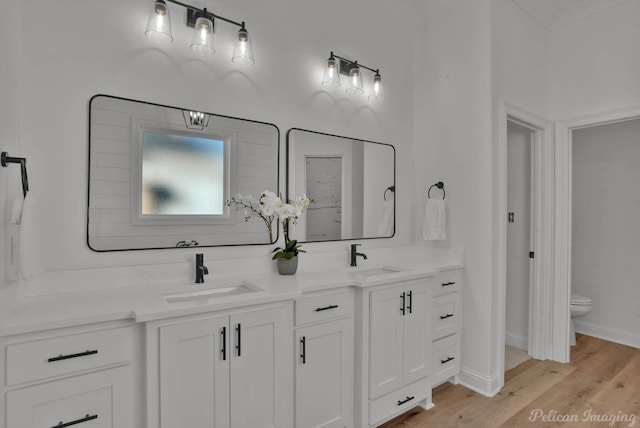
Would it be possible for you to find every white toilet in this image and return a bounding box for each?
[570,293,592,346]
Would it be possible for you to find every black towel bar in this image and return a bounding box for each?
[1,152,29,197]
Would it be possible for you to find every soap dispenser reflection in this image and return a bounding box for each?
[195,253,209,283]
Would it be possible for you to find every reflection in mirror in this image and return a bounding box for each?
[88,95,279,251]
[286,128,395,242]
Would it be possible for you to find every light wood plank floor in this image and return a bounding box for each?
[380,334,640,427]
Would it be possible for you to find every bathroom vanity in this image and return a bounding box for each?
[0,255,462,428]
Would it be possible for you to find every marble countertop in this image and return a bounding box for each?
[0,254,463,337]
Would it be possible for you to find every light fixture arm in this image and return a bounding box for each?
[164,0,245,28]
[331,53,379,74]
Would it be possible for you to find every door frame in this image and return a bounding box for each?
[497,102,555,388]
[554,105,640,362]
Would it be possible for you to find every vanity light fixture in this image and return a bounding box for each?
[322,52,384,101]
[145,0,254,64]
[182,110,211,130]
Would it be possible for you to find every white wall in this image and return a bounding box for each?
[3,0,420,288]
[550,0,640,119]
[414,0,496,392]
[505,121,531,349]
[572,118,640,346]
[0,1,22,320]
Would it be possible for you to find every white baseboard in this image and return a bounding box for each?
[505,331,528,350]
[458,366,501,397]
[574,320,640,349]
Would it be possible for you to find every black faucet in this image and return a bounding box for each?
[195,253,209,283]
[350,244,368,267]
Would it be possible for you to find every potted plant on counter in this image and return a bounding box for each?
[227,191,311,275]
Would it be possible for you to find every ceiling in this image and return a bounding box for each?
[512,0,630,30]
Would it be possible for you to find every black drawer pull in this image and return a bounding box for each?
[400,292,406,316]
[315,304,339,312]
[441,281,455,287]
[397,396,415,406]
[221,326,227,361]
[52,414,97,427]
[236,324,241,357]
[407,290,413,314]
[440,313,454,320]
[441,356,455,364]
[48,350,98,363]
[300,336,306,364]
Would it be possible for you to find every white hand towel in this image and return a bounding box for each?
[377,197,394,236]
[19,194,43,280]
[10,193,24,225]
[422,198,447,240]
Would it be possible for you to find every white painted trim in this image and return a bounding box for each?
[555,105,640,363]
[575,321,640,349]
[458,366,501,397]
[505,331,528,350]
[497,102,555,392]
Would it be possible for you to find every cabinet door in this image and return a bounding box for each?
[402,283,430,385]
[7,365,132,428]
[295,318,354,428]
[230,306,290,428]
[159,315,230,428]
[369,285,405,399]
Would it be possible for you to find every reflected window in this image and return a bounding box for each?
[141,131,225,215]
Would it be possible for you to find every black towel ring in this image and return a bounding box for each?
[427,181,445,200]
[384,186,395,201]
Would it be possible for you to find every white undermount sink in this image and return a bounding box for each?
[352,266,405,280]
[164,281,260,303]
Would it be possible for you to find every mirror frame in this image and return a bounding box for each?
[87,94,280,252]
[286,127,396,243]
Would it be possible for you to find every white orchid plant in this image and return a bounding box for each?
[226,190,312,260]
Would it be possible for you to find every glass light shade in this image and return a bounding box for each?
[368,73,384,101]
[145,0,173,44]
[321,57,341,86]
[231,28,255,64]
[190,16,215,56]
[345,65,364,94]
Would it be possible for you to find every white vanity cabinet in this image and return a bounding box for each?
[145,301,293,428]
[294,289,354,428]
[0,322,134,428]
[431,268,463,385]
[357,278,433,427]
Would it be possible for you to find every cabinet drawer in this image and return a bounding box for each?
[295,289,352,326]
[7,326,131,386]
[369,378,431,426]
[432,292,459,340]
[433,334,459,384]
[7,365,133,428]
[434,269,461,296]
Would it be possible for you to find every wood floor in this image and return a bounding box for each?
[380,334,640,427]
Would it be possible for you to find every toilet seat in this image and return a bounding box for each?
[571,294,592,306]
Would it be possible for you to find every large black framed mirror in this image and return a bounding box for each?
[286,128,395,242]
[88,95,279,251]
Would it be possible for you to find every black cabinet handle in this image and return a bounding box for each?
[400,292,406,316]
[300,336,306,364]
[221,326,227,361]
[48,350,98,363]
[397,396,415,406]
[51,414,97,427]
[440,313,454,320]
[442,281,456,287]
[441,356,455,364]
[407,290,413,314]
[236,324,241,357]
[315,304,339,312]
